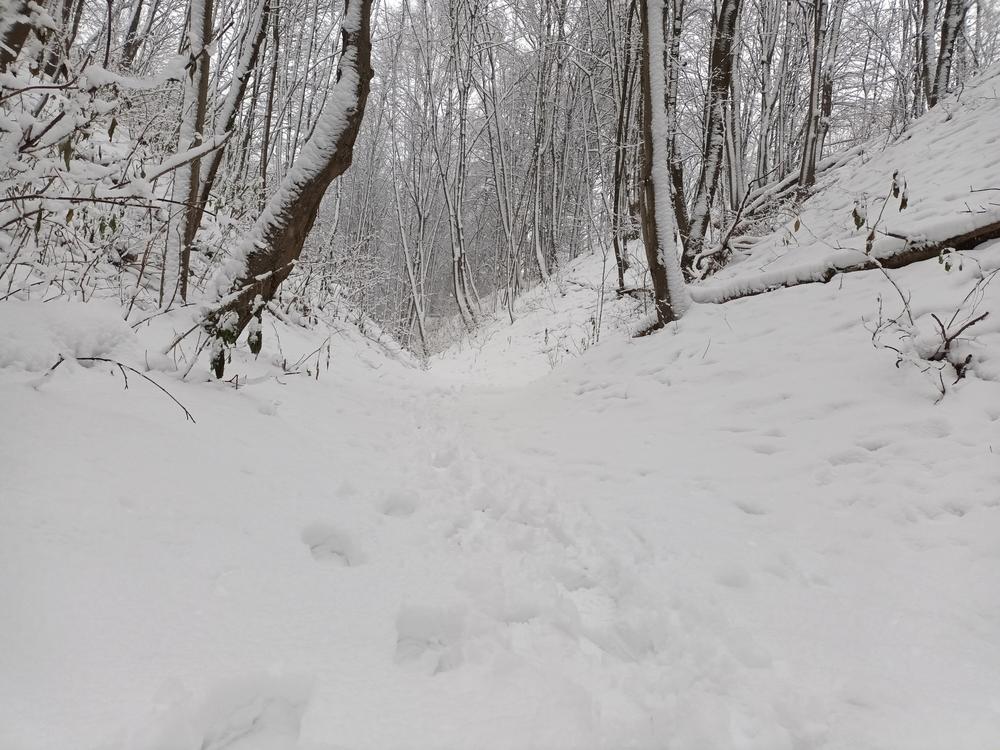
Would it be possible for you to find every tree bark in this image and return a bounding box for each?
[200,0,373,377]
[681,0,742,278]
[665,0,689,241]
[161,0,213,306]
[930,0,972,106]
[194,0,270,230]
[798,0,826,189]
[639,0,690,328]
[0,0,32,72]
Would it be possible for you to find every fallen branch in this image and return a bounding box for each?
[616,286,652,300]
[691,216,1000,305]
[42,355,197,423]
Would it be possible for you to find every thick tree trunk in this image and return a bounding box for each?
[639,0,690,328]
[200,0,373,377]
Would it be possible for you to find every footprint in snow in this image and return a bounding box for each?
[715,566,752,589]
[749,442,782,455]
[853,435,884,451]
[826,448,871,466]
[301,523,364,566]
[732,499,768,516]
[431,444,458,469]
[378,488,420,518]
[394,604,466,675]
[140,675,311,750]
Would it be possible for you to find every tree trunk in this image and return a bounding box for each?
[931,0,971,106]
[681,0,742,278]
[195,0,269,229]
[0,0,32,72]
[639,0,690,328]
[200,0,373,378]
[161,0,213,307]
[665,0,690,241]
[798,0,826,189]
[120,0,145,69]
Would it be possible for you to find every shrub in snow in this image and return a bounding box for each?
[869,252,995,399]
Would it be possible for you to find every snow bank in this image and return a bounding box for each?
[0,300,138,371]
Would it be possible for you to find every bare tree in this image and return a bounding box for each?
[930,0,972,106]
[200,0,373,377]
[640,0,691,328]
[682,0,743,277]
[161,0,214,306]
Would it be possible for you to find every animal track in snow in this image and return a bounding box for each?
[856,437,889,452]
[301,523,364,566]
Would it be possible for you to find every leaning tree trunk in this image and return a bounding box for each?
[199,0,373,378]
[681,0,742,279]
[639,0,690,329]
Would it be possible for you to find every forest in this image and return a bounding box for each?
[2,0,1000,746]
[2,0,996,360]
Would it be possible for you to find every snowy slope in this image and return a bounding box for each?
[3,77,1000,750]
[696,65,1000,301]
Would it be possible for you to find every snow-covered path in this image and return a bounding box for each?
[3,246,999,750]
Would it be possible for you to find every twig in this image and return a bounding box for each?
[45,355,196,422]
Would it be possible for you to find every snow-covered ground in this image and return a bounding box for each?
[3,73,1000,750]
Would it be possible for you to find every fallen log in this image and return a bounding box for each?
[690,216,1000,305]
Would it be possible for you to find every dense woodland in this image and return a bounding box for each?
[1,0,997,369]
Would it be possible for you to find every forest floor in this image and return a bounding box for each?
[3,70,1000,750]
